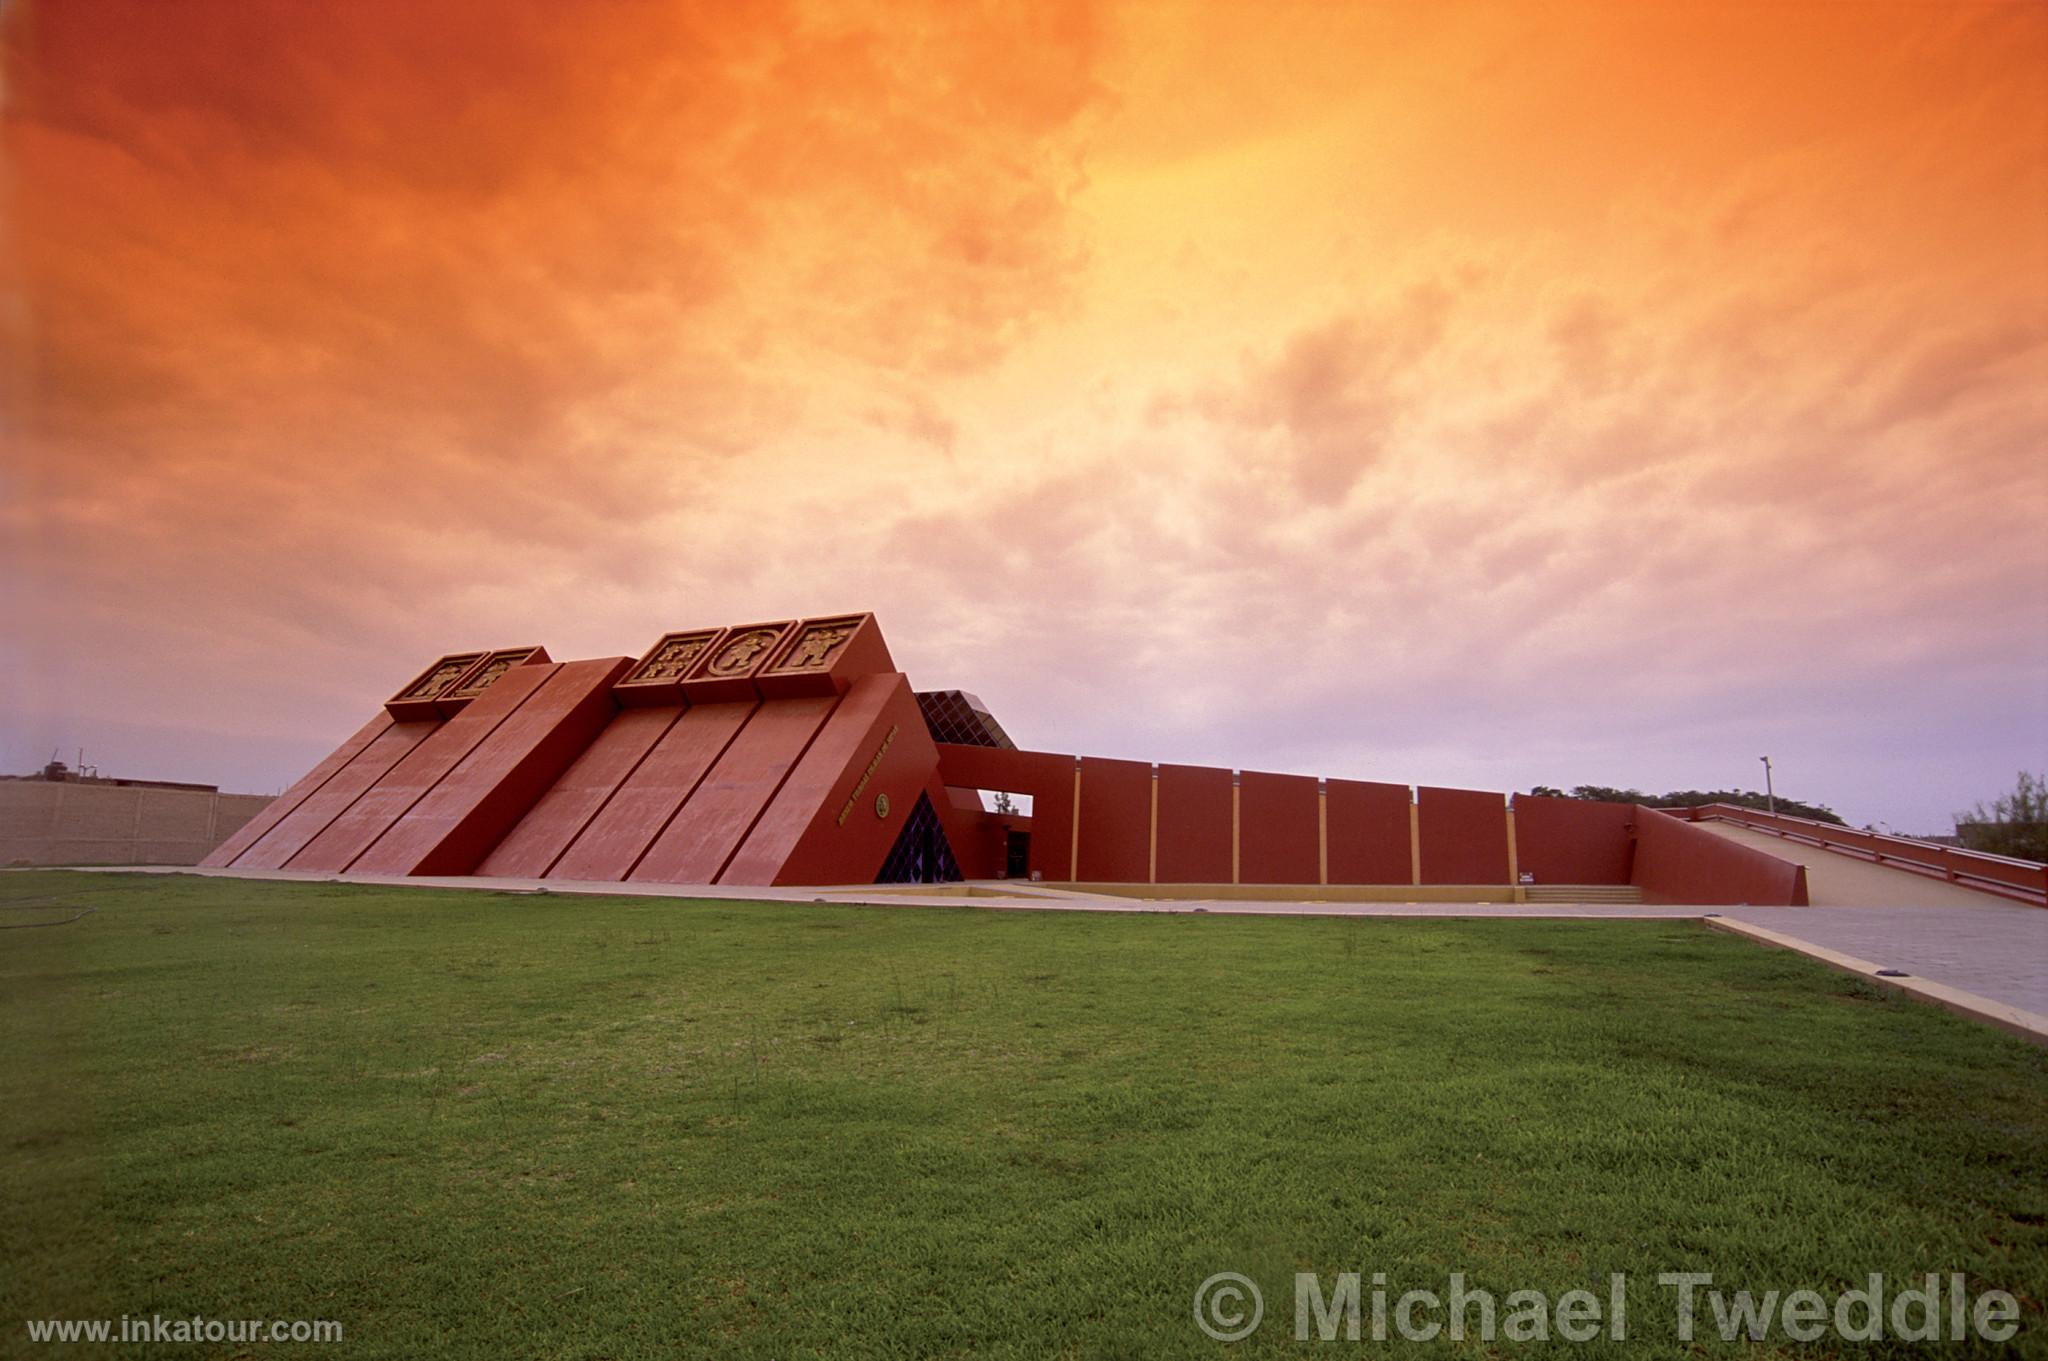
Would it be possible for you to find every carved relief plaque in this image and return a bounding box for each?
[708,629,780,676]
[630,636,710,684]
[402,657,478,700]
[783,624,854,670]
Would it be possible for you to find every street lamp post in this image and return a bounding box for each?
[1759,755,1775,817]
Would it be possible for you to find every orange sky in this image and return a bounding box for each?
[4,0,2044,830]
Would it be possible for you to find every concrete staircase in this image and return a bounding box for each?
[1523,884,1644,905]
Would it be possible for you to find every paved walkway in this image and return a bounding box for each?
[55,865,2048,1043]
[1717,904,2048,1014]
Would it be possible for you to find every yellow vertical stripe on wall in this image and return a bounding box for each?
[1069,761,1081,882]
[1504,803,1521,901]
[1317,789,1328,886]
[1148,770,1159,884]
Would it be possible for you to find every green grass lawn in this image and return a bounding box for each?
[3,871,2043,1359]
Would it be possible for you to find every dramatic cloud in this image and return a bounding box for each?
[3,0,2042,830]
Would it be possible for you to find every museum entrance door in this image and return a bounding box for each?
[1005,831,1030,880]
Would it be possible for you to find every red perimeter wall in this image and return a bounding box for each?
[1155,763,1234,883]
[476,705,681,878]
[351,657,628,876]
[1325,778,1412,884]
[549,701,754,881]
[1075,757,1153,882]
[1513,796,1635,885]
[629,695,839,884]
[1418,785,1510,885]
[726,672,940,887]
[286,663,559,872]
[1632,806,1809,905]
[1237,769,1320,884]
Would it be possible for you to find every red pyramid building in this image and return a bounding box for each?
[205,613,1811,904]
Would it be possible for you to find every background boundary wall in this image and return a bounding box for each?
[2,782,273,866]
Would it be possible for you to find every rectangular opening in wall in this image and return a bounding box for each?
[968,788,1033,816]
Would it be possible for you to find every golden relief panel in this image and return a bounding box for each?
[781,624,854,670]
[629,636,710,684]
[449,654,517,697]
[403,657,478,700]
[708,629,779,676]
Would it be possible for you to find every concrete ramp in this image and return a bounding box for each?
[1697,820,2024,907]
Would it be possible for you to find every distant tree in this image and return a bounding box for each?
[1652,789,1845,825]
[990,790,1017,815]
[1521,784,1646,802]
[1522,784,1845,824]
[1570,784,1650,805]
[1955,771,2048,863]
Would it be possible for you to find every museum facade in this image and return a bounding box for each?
[205,614,1807,904]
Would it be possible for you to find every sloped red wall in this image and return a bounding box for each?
[727,672,938,887]
[549,701,755,881]
[227,717,441,870]
[1632,806,1809,905]
[476,706,681,877]
[350,657,629,876]
[202,712,396,868]
[629,695,840,883]
[286,664,560,873]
